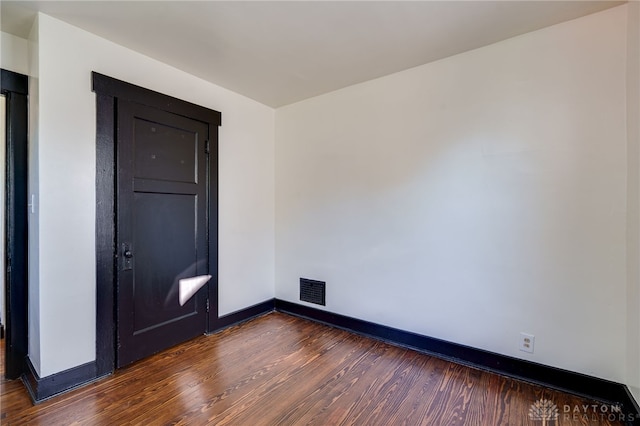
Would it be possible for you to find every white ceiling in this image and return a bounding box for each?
[0,1,625,107]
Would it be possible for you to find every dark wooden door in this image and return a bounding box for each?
[116,99,209,367]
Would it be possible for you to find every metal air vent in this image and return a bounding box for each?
[300,278,326,306]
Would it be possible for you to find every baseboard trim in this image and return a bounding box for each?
[18,298,640,423]
[274,299,640,423]
[210,299,275,332]
[22,358,106,403]
[19,300,276,404]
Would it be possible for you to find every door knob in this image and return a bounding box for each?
[122,243,133,271]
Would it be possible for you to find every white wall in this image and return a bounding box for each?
[276,6,628,383]
[0,31,29,75]
[31,13,275,377]
[28,16,41,374]
[1,28,41,369]
[626,0,640,401]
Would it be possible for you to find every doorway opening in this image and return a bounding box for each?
[1,68,29,380]
[1,94,6,341]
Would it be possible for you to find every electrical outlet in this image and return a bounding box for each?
[519,332,535,353]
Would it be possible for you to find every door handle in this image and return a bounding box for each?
[122,243,133,271]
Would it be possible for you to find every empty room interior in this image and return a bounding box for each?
[1,0,640,424]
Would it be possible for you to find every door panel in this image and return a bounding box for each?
[132,192,198,332]
[117,99,209,367]
[134,118,198,184]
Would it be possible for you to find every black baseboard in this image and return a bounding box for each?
[19,299,276,404]
[210,299,275,332]
[274,299,640,424]
[22,358,105,403]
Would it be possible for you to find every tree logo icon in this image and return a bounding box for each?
[529,398,559,424]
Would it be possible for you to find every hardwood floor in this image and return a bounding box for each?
[0,313,626,425]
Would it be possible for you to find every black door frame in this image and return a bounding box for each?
[1,69,29,380]
[92,72,221,376]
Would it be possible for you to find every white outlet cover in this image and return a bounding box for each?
[519,332,535,353]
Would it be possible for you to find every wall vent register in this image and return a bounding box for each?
[300,278,326,306]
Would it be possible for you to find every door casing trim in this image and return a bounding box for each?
[1,68,29,380]
[92,72,221,376]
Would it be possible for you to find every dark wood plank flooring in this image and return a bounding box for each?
[0,312,625,425]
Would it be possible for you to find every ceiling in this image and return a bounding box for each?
[0,1,625,107]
